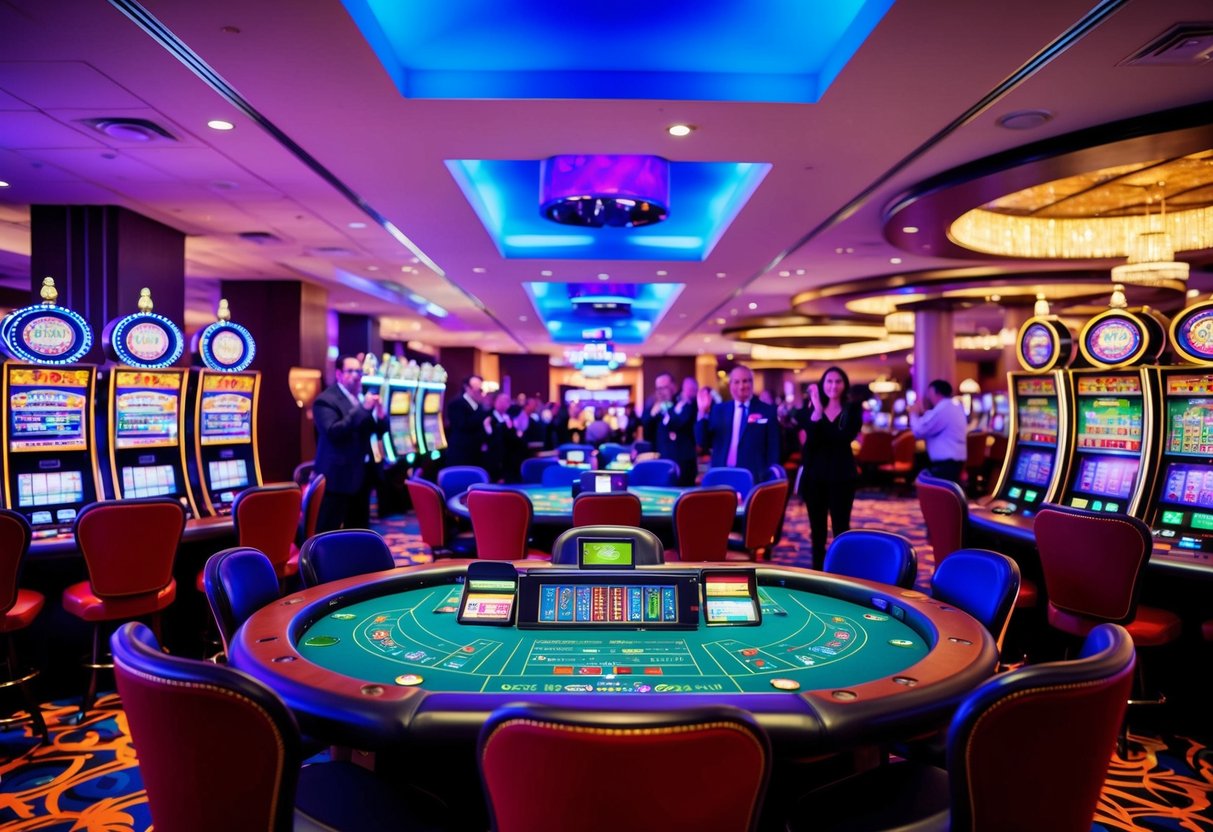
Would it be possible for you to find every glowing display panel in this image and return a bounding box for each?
[7,368,90,453]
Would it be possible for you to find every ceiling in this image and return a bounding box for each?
[0,0,1211,362]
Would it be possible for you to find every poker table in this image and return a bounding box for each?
[229,561,997,757]
[446,484,743,526]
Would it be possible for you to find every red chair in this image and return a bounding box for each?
[194,483,303,594]
[292,473,326,553]
[734,479,789,561]
[466,486,549,560]
[406,477,476,558]
[480,704,769,832]
[878,431,917,491]
[855,431,894,484]
[572,492,642,528]
[62,497,186,717]
[666,486,738,562]
[0,509,47,743]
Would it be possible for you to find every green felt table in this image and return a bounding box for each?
[230,562,997,755]
[447,484,741,525]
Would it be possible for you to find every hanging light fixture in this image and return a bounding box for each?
[540,155,669,228]
[1109,188,1190,289]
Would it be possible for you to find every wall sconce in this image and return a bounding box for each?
[288,367,322,410]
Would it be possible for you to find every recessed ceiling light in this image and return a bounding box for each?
[996,109,1054,130]
[890,257,902,264]
[472,267,486,273]
[0,181,10,188]
[207,120,234,131]
[540,269,552,277]
[410,257,420,264]
[716,272,726,278]
[902,226,919,234]
[519,315,528,321]
[778,270,790,277]
[667,124,696,137]
[656,270,668,277]
[679,313,687,318]
[702,336,712,342]
[597,273,610,281]
[726,353,734,360]
[366,265,379,271]
[747,302,757,310]
[348,221,367,229]
[795,269,806,276]
[714,317,726,325]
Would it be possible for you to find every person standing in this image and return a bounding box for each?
[695,365,780,484]
[485,392,526,482]
[909,378,968,483]
[445,375,487,466]
[312,355,388,532]
[642,374,699,486]
[797,366,862,569]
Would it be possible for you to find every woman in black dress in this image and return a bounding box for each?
[798,366,863,569]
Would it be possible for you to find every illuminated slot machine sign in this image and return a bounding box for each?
[1056,305,1166,517]
[98,291,197,515]
[413,363,449,461]
[986,316,1073,515]
[0,279,103,533]
[365,355,422,465]
[187,300,261,516]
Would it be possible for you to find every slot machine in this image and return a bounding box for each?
[185,300,262,516]
[0,278,104,536]
[97,289,197,516]
[976,316,1073,530]
[414,363,449,461]
[386,358,422,465]
[1052,303,1167,518]
[1145,300,1213,569]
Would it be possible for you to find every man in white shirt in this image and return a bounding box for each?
[909,379,968,484]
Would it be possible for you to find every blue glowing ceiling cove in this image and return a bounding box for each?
[448,159,770,261]
[525,282,683,345]
[341,0,894,103]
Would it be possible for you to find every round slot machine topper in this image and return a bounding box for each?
[1169,299,1213,366]
[102,288,186,369]
[193,299,256,372]
[0,277,94,365]
[1016,316,1074,372]
[1078,288,1168,369]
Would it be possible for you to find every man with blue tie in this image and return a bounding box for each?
[695,365,780,483]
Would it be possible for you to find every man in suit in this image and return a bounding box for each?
[641,373,699,486]
[445,375,487,466]
[313,354,388,532]
[485,392,527,482]
[695,365,780,484]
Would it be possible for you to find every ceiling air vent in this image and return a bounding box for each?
[237,231,284,245]
[80,118,177,142]
[1120,23,1213,67]
[308,246,356,257]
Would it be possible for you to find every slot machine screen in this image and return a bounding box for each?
[1075,397,1143,453]
[1155,462,1213,546]
[1068,454,1140,511]
[1158,462,1213,510]
[422,414,441,450]
[7,369,90,453]
[16,470,84,507]
[1015,396,1058,445]
[199,376,254,446]
[389,390,415,454]
[114,371,181,449]
[1011,448,1054,487]
[208,459,249,491]
[121,464,178,498]
[1165,397,1213,457]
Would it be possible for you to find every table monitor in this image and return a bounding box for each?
[578,536,635,569]
[517,570,700,630]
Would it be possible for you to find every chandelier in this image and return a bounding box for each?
[540,155,669,228]
[1109,229,1189,288]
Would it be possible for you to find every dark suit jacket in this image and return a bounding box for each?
[445,394,486,466]
[796,403,862,488]
[641,398,697,464]
[485,412,526,482]
[312,383,387,494]
[695,398,780,483]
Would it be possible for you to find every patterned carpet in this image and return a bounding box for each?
[1,491,1210,831]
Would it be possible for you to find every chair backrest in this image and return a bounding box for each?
[1033,504,1151,630]
[74,498,186,598]
[202,547,281,654]
[467,486,534,560]
[945,623,1135,832]
[823,529,917,588]
[765,464,787,482]
[598,443,630,463]
[965,432,991,469]
[291,460,315,487]
[541,463,583,487]
[628,458,678,487]
[299,529,395,588]
[672,487,739,562]
[556,443,595,463]
[233,484,303,578]
[701,466,755,496]
[855,431,894,464]
[551,525,665,566]
[406,477,449,549]
[437,465,490,500]
[479,704,770,832]
[916,471,968,562]
[0,508,32,616]
[891,431,916,464]
[112,622,302,832]
[572,492,643,528]
[741,480,789,557]
[520,456,560,484]
[299,473,326,541]
[930,548,1020,651]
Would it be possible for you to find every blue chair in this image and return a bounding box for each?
[765,464,786,482]
[931,548,1021,653]
[520,456,560,484]
[299,529,396,588]
[437,465,489,500]
[786,623,1135,832]
[632,440,654,455]
[629,458,679,487]
[701,466,755,497]
[551,525,665,566]
[202,547,281,657]
[598,443,631,464]
[823,529,917,588]
[556,443,595,465]
[541,464,583,487]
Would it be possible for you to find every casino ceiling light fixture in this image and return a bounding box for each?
[540,155,669,228]
[667,124,696,137]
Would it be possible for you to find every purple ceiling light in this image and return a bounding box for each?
[540,155,669,228]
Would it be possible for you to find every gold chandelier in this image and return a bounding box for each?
[1109,228,1189,289]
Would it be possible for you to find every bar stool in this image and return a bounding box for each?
[0,509,47,743]
[62,497,186,718]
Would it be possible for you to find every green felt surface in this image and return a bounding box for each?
[298,584,928,695]
[515,485,693,517]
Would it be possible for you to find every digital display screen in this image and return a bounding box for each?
[208,459,249,490]
[458,579,517,623]
[422,414,442,450]
[121,464,177,499]
[1165,397,1213,458]
[565,449,586,463]
[578,538,634,569]
[17,470,84,507]
[1075,397,1142,452]
[389,390,411,416]
[703,571,760,625]
[1158,463,1213,510]
[538,584,677,624]
[114,371,181,449]
[423,391,441,414]
[1011,449,1054,487]
[1071,454,1140,501]
[389,416,416,455]
[7,367,91,453]
[199,374,254,446]
[1015,397,1058,445]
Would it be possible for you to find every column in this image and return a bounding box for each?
[336,312,383,361]
[913,308,956,399]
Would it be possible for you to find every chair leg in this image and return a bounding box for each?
[0,632,49,744]
[78,623,105,720]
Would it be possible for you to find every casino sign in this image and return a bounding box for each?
[103,289,186,369]
[193,298,256,373]
[1,278,94,365]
